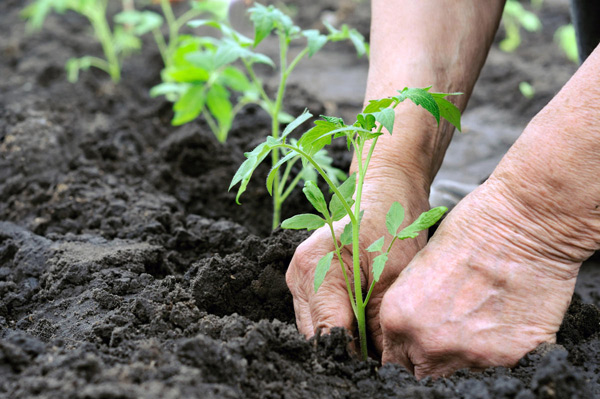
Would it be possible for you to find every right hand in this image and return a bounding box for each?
[285,170,431,354]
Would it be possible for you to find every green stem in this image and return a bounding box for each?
[152,28,170,67]
[276,144,357,225]
[280,169,303,203]
[242,59,272,107]
[160,0,178,63]
[86,2,120,82]
[202,109,222,141]
[326,221,358,316]
[174,8,203,31]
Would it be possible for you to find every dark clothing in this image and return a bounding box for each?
[570,0,600,62]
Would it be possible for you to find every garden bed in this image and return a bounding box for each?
[1,0,600,398]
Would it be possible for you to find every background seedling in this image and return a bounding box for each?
[231,86,462,359]
[156,2,367,228]
[23,0,142,82]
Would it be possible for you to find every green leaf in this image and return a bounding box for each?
[396,206,447,240]
[431,93,462,132]
[371,108,395,134]
[214,39,244,68]
[149,82,186,98]
[282,109,313,139]
[114,10,163,36]
[219,67,251,92]
[323,21,367,57]
[395,87,440,124]
[172,85,205,125]
[356,113,376,131]
[367,236,385,253]
[372,253,388,282]
[303,181,328,217]
[281,214,326,231]
[206,84,233,142]
[249,3,276,46]
[186,50,215,71]
[303,29,328,57]
[347,27,368,57]
[230,142,273,203]
[340,221,353,246]
[297,120,336,156]
[329,173,356,221]
[363,98,393,113]
[314,251,334,292]
[386,202,405,236]
[191,0,230,21]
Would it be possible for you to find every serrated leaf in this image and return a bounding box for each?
[249,3,298,46]
[314,251,335,292]
[431,93,462,132]
[149,82,185,98]
[320,115,345,126]
[282,109,313,139]
[303,181,329,217]
[281,214,325,231]
[303,29,328,57]
[396,206,447,240]
[372,253,388,282]
[395,87,440,124]
[367,236,385,253]
[340,221,353,246]
[297,120,336,156]
[114,10,163,35]
[371,108,395,134]
[363,98,393,113]
[230,142,272,203]
[172,85,205,125]
[348,27,367,57]
[191,0,230,21]
[219,67,251,91]
[386,202,405,236]
[214,39,244,68]
[356,113,376,130]
[329,173,356,221]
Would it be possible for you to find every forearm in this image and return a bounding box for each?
[491,45,600,263]
[354,0,505,188]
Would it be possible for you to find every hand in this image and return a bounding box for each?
[379,177,581,378]
[286,170,431,353]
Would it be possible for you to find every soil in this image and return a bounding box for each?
[1,0,600,398]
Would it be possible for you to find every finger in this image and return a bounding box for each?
[291,285,314,337]
[381,335,415,375]
[308,279,355,333]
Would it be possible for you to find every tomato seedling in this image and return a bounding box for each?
[155,3,367,229]
[231,87,462,360]
[22,0,143,82]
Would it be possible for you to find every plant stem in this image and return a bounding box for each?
[86,2,120,82]
[327,221,358,316]
[276,144,357,225]
[160,0,178,65]
[270,34,288,229]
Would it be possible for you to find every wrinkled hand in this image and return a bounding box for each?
[286,174,430,353]
[379,179,580,378]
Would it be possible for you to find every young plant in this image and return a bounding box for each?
[500,0,542,52]
[231,87,462,360]
[155,2,368,228]
[114,0,230,69]
[22,0,143,83]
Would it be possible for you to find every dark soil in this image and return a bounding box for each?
[1,0,599,398]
